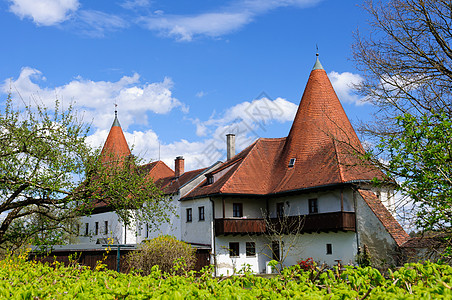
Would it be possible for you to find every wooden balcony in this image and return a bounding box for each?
[270,212,356,234]
[215,212,355,236]
[215,218,266,236]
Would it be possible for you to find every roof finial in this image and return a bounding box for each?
[112,102,121,127]
[312,45,324,70]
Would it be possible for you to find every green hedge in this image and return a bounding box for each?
[1,253,452,299]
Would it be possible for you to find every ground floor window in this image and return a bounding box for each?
[229,242,239,257]
[326,243,332,255]
[246,242,256,257]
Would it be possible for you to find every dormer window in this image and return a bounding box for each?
[207,176,214,185]
[288,158,296,168]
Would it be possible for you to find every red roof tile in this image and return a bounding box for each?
[157,167,208,195]
[100,116,131,163]
[358,189,409,246]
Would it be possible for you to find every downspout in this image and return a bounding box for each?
[210,197,217,277]
[352,188,360,260]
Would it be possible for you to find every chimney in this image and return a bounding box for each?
[175,156,185,177]
[226,134,236,161]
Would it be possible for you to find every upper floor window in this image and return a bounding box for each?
[85,223,89,236]
[233,203,243,218]
[104,221,109,235]
[207,176,214,185]
[95,222,99,235]
[309,198,318,214]
[186,208,193,222]
[229,242,239,257]
[288,158,296,168]
[199,206,205,221]
[276,202,285,218]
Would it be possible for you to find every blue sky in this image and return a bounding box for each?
[0,0,375,171]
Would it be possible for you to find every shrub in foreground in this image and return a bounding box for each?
[126,235,196,275]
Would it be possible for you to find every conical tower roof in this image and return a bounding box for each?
[100,112,131,164]
[272,55,381,193]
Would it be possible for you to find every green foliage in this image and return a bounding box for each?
[377,112,452,243]
[126,235,196,275]
[2,253,452,299]
[0,96,172,251]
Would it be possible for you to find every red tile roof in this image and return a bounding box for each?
[358,189,409,246]
[156,167,208,195]
[100,116,131,163]
[184,61,384,200]
[142,160,175,181]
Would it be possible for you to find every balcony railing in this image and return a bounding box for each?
[215,212,355,236]
[215,218,266,236]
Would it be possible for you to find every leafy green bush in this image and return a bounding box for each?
[126,235,196,275]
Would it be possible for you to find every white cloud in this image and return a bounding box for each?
[139,0,322,41]
[9,0,80,26]
[196,91,206,98]
[121,0,151,10]
[328,71,365,105]
[3,67,186,131]
[75,10,128,37]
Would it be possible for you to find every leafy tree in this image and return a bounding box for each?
[353,0,452,240]
[0,96,172,251]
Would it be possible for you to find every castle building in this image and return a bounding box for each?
[77,55,409,274]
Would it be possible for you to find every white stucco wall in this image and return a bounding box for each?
[355,190,399,266]
[268,189,354,218]
[180,197,213,245]
[214,231,358,275]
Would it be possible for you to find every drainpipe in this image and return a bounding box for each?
[209,197,217,277]
[352,187,360,260]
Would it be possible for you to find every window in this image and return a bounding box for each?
[326,243,332,255]
[85,223,89,236]
[246,242,256,257]
[95,222,99,235]
[233,203,243,217]
[276,202,284,218]
[309,198,318,214]
[229,242,239,257]
[199,206,205,221]
[104,221,108,235]
[207,176,214,185]
[288,158,296,168]
[146,223,149,238]
[186,208,192,222]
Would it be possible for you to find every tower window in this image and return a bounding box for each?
[288,158,296,167]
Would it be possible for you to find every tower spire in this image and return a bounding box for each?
[112,103,121,128]
[312,51,324,70]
